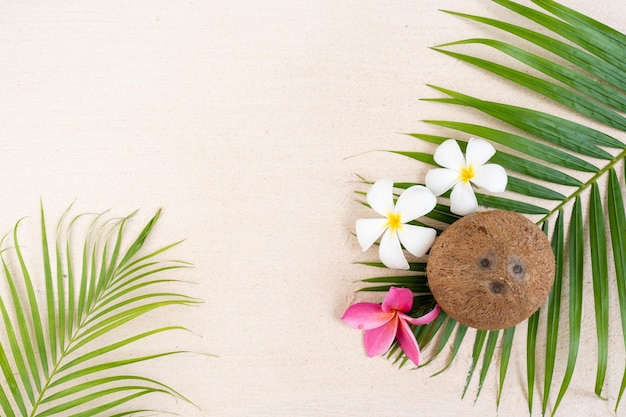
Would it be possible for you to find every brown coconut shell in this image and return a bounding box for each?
[427,210,555,330]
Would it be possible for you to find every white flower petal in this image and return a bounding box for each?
[466,138,496,167]
[425,168,460,196]
[472,163,508,192]
[450,182,478,216]
[379,229,409,270]
[367,179,395,217]
[356,218,389,251]
[394,185,437,222]
[397,225,437,257]
[433,139,466,170]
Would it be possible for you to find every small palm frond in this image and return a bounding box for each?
[356,0,626,415]
[0,204,200,417]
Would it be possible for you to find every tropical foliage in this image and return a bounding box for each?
[355,0,626,415]
[0,205,199,416]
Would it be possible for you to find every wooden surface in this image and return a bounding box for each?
[1,1,625,416]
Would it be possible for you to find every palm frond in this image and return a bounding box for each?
[475,330,499,402]
[589,183,609,399]
[462,330,488,399]
[0,205,200,416]
[551,197,583,415]
[497,325,515,408]
[525,300,540,413]
[542,210,564,415]
[355,0,626,414]
[609,166,626,410]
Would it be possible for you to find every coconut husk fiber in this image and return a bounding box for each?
[427,210,555,330]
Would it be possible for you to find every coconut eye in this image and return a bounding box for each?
[478,254,496,270]
[489,281,505,294]
[507,256,526,281]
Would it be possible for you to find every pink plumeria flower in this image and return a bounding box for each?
[425,138,507,216]
[356,179,437,270]
[342,286,440,366]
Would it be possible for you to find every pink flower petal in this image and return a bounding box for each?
[472,163,508,193]
[382,286,414,313]
[341,302,394,330]
[399,305,441,326]
[367,179,395,217]
[379,229,409,270]
[363,317,398,357]
[394,185,437,222]
[465,138,496,167]
[396,318,421,365]
[433,139,465,170]
[450,181,478,216]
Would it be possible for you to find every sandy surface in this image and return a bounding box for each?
[1,0,625,416]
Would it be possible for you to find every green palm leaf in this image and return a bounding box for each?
[497,325,515,409]
[0,206,200,416]
[551,197,583,416]
[354,0,626,415]
[462,330,487,399]
[475,330,499,401]
[542,210,564,415]
[589,184,609,399]
[608,166,626,410]
[526,310,539,414]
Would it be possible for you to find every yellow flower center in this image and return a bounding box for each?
[459,164,476,184]
[386,212,402,232]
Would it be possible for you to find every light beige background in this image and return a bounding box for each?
[1,1,625,416]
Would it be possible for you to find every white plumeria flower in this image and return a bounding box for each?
[356,179,437,270]
[425,138,507,216]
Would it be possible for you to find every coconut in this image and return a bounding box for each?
[426,210,555,330]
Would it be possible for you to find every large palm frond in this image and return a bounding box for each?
[0,205,199,416]
[356,0,626,415]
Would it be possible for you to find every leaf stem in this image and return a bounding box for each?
[537,147,626,224]
[29,349,65,417]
